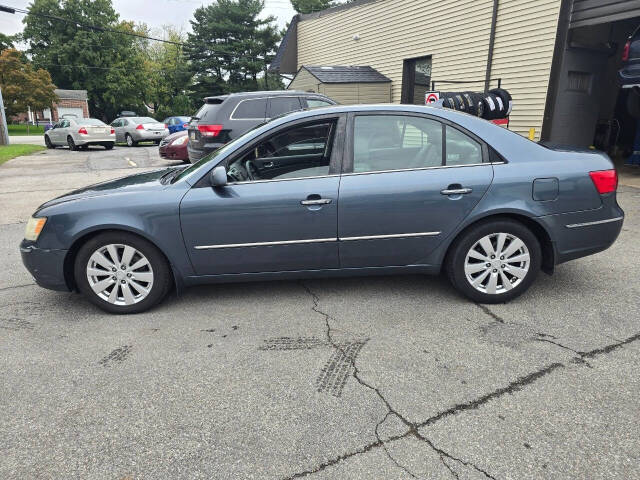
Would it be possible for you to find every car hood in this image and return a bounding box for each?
[37,168,175,211]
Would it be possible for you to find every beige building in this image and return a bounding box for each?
[271,0,640,151]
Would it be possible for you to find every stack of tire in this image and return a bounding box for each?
[440,88,512,120]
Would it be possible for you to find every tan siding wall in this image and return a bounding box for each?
[288,68,320,92]
[490,0,561,140]
[297,0,561,139]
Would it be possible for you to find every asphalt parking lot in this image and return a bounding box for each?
[1,145,640,479]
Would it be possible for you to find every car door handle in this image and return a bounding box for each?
[441,187,473,195]
[263,161,274,168]
[301,198,332,205]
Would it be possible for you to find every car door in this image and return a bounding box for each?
[57,119,70,144]
[338,112,494,268]
[110,119,122,142]
[180,114,345,276]
[49,121,61,144]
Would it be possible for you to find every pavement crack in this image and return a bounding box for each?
[475,303,505,324]
[0,283,36,292]
[579,332,640,359]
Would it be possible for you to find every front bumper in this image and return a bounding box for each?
[20,240,70,292]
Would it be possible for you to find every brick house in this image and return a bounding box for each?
[11,89,90,124]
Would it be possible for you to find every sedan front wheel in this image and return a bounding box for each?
[74,232,172,314]
[446,219,541,303]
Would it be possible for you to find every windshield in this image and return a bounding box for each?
[172,121,268,183]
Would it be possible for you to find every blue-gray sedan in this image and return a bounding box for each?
[20,105,624,313]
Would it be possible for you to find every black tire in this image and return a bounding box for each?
[104,142,114,150]
[446,219,541,304]
[45,135,54,149]
[454,94,466,112]
[472,93,485,118]
[463,93,476,115]
[67,136,78,151]
[74,231,172,314]
[125,134,137,147]
[489,88,512,116]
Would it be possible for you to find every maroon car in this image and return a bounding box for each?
[159,130,189,162]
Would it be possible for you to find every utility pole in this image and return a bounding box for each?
[0,85,9,146]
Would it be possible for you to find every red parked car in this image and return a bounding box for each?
[159,130,189,162]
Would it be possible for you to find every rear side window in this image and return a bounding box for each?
[445,126,483,165]
[307,99,334,109]
[353,115,443,173]
[232,98,267,119]
[269,97,302,118]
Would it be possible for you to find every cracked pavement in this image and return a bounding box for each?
[1,148,639,479]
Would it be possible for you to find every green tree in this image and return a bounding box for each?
[0,33,15,52]
[290,0,332,14]
[0,48,57,118]
[21,0,149,120]
[187,0,281,102]
[141,27,194,119]
[290,0,353,14]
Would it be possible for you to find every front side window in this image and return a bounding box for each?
[353,115,443,173]
[445,126,483,165]
[269,97,302,118]
[233,99,267,119]
[226,120,335,182]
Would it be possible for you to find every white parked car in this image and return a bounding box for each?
[45,118,115,151]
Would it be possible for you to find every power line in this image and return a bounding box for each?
[0,4,185,45]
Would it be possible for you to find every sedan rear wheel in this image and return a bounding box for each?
[446,219,541,303]
[74,232,172,314]
[67,136,78,151]
[126,134,137,147]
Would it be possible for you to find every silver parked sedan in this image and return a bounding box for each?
[44,118,115,150]
[110,116,169,147]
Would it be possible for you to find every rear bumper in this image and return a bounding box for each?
[76,137,114,145]
[538,199,624,265]
[20,240,70,292]
[133,130,169,141]
[618,64,640,86]
[187,143,225,163]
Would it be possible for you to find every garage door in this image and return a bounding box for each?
[57,107,84,119]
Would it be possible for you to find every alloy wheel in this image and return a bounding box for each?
[86,243,154,306]
[464,232,530,295]
[126,135,133,147]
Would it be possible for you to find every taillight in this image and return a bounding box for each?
[183,123,189,128]
[197,124,223,137]
[78,127,88,135]
[136,124,145,130]
[110,128,115,134]
[589,169,617,194]
[623,41,630,61]
[164,124,168,128]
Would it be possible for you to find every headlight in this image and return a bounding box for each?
[172,135,188,146]
[24,216,47,241]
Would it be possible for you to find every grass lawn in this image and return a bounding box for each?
[7,124,46,136]
[0,144,46,166]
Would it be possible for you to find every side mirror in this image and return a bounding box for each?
[210,165,227,187]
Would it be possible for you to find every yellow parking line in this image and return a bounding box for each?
[128,159,137,167]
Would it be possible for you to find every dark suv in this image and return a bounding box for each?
[187,90,336,163]
[619,25,640,87]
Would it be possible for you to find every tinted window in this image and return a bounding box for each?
[307,99,333,109]
[445,126,483,165]
[353,115,443,173]
[269,97,302,118]
[227,121,335,182]
[233,98,267,119]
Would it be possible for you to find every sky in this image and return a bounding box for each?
[0,0,296,38]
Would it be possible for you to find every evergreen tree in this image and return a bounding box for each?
[187,0,281,101]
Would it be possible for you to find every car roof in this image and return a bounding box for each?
[204,90,331,102]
